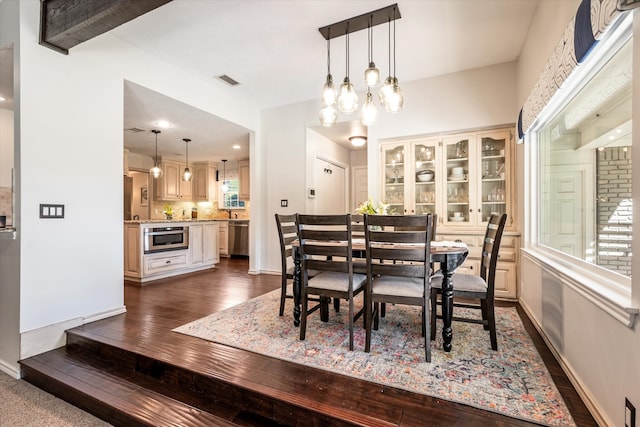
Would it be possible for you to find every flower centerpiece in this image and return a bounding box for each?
[355,198,392,215]
[163,204,174,220]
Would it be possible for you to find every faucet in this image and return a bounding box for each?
[234,213,238,219]
[226,209,232,219]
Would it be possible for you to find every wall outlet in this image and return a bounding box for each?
[626,398,636,427]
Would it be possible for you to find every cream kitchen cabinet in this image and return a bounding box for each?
[238,159,250,200]
[193,161,217,202]
[124,220,220,283]
[218,220,229,257]
[380,127,516,231]
[190,222,220,267]
[442,129,514,228]
[155,159,192,201]
[380,125,519,299]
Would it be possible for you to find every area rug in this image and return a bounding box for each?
[173,288,575,426]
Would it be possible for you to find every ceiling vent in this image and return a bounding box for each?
[216,74,240,86]
[125,127,147,133]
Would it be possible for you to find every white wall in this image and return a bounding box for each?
[0,1,261,373]
[517,3,639,426]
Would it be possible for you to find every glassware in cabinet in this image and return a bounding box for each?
[414,142,437,215]
[480,134,507,222]
[382,144,406,214]
[445,137,470,223]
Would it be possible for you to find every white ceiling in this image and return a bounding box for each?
[1,0,541,162]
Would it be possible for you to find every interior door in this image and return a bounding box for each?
[545,168,586,257]
[352,166,368,212]
[315,157,346,214]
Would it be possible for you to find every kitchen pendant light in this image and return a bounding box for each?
[364,16,380,87]
[182,138,192,182]
[337,25,358,114]
[221,159,229,193]
[149,129,163,179]
[379,16,394,108]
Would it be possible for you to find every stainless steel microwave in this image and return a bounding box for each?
[143,226,189,254]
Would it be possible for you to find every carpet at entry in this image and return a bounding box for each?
[173,288,574,426]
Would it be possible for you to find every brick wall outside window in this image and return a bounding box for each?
[596,147,632,276]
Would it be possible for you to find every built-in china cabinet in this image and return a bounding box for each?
[380,126,519,299]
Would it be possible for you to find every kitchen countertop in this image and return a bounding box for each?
[124,219,248,224]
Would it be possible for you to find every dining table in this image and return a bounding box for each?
[292,238,469,353]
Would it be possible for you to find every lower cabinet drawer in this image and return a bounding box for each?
[143,251,189,275]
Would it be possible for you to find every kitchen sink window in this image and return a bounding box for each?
[222,179,245,209]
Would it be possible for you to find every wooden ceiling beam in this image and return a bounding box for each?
[40,0,172,54]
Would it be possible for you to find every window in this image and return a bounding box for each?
[222,179,244,209]
[535,37,632,278]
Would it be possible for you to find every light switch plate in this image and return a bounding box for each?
[40,204,65,218]
[280,199,288,207]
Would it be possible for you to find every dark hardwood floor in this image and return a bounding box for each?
[20,257,596,426]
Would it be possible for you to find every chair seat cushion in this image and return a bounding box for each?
[372,276,425,298]
[287,265,321,277]
[308,271,366,292]
[431,273,487,293]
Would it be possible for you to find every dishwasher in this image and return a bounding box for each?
[228,220,249,256]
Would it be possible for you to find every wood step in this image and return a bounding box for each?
[20,330,393,427]
[19,347,239,427]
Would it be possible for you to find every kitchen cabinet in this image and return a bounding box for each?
[238,159,250,200]
[155,159,192,201]
[218,220,229,257]
[124,223,141,275]
[380,126,518,299]
[190,222,220,267]
[193,161,217,202]
[380,127,515,230]
[124,221,220,283]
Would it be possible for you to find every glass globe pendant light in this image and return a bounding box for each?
[337,25,358,114]
[319,29,338,127]
[361,89,377,126]
[385,7,403,113]
[363,16,380,87]
[182,138,192,182]
[221,159,229,193]
[149,129,163,179]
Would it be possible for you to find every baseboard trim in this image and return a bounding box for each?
[518,300,609,427]
[0,360,20,379]
[20,306,127,361]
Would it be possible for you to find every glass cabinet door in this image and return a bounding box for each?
[413,140,438,215]
[479,132,508,223]
[444,135,471,224]
[382,142,407,214]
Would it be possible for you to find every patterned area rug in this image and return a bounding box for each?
[173,289,574,426]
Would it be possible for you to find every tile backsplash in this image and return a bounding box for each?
[0,186,12,225]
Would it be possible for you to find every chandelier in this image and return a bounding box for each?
[319,4,402,128]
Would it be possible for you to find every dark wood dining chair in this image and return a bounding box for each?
[364,214,434,362]
[275,213,324,316]
[295,213,366,351]
[430,213,507,351]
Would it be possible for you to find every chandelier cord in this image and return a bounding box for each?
[387,17,391,77]
[393,7,397,78]
[326,28,331,75]
[345,22,350,79]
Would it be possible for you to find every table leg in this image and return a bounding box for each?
[293,250,301,327]
[441,262,454,352]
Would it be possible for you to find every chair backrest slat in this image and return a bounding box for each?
[364,214,433,280]
[275,214,297,274]
[480,213,507,291]
[296,214,354,277]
